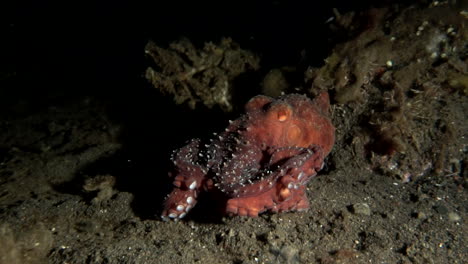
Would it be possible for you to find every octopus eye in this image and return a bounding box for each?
[270,104,292,122]
[277,111,288,122]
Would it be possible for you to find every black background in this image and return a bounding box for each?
[3,1,386,107]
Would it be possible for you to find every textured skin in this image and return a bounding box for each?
[161,92,335,220]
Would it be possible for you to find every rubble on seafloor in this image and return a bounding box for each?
[306,4,467,181]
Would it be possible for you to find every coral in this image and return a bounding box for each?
[145,38,260,111]
[307,8,391,104]
[83,174,116,204]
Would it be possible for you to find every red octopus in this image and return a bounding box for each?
[161,92,335,220]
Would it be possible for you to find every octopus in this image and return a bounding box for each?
[161,92,335,220]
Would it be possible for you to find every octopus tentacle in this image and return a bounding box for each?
[161,139,206,220]
[223,145,325,217]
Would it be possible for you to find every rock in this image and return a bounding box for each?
[350,203,371,216]
[448,212,461,222]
